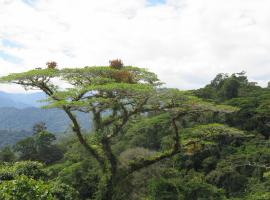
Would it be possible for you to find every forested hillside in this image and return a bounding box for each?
[0,107,92,148]
[0,62,269,200]
[195,72,270,139]
[0,129,30,148]
[0,91,92,147]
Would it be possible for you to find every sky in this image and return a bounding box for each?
[0,0,270,93]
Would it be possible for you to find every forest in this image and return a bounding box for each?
[0,60,269,200]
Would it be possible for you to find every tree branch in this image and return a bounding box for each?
[101,137,118,176]
[124,149,180,177]
[17,78,106,168]
[64,108,105,166]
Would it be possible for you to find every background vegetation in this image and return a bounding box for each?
[0,62,269,200]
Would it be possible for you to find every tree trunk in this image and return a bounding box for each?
[97,169,116,200]
[100,138,117,200]
[101,176,114,200]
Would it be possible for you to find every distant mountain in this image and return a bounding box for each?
[0,91,46,108]
[0,129,31,148]
[0,92,29,108]
[0,107,92,133]
[0,91,93,148]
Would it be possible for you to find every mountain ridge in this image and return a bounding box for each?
[0,91,46,108]
[0,107,92,133]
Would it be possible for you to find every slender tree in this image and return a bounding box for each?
[33,122,47,135]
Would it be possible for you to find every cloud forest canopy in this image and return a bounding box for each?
[0,61,239,200]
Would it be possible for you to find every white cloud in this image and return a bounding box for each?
[1,0,270,93]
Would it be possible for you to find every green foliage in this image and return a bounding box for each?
[0,165,15,181]
[49,181,80,200]
[182,123,249,149]
[206,166,247,196]
[246,192,270,200]
[15,137,37,160]
[2,66,270,200]
[124,113,172,150]
[148,178,179,200]
[243,177,270,200]
[13,161,47,180]
[196,72,270,139]
[0,175,80,200]
[0,146,16,162]
[196,72,250,101]
[56,161,100,199]
[183,172,227,200]
[0,161,47,181]
[46,139,100,200]
[15,131,63,164]
[33,122,47,135]
[0,161,80,200]
[0,176,54,200]
[220,78,240,100]
[147,171,227,200]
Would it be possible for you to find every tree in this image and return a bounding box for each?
[15,137,37,161]
[33,122,47,135]
[196,72,249,101]
[0,146,16,162]
[0,63,236,199]
[210,73,229,89]
[15,128,63,164]
[34,131,63,164]
[47,139,101,199]
[225,92,270,140]
[206,166,248,196]
[220,78,240,100]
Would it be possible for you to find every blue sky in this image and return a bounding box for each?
[21,0,36,6]
[0,51,22,64]
[2,39,22,48]
[0,39,22,64]
[148,0,166,6]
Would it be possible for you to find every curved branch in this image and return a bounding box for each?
[124,149,180,177]
[64,108,105,166]
[17,79,106,167]
[172,118,180,151]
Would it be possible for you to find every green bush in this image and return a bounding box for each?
[50,181,80,200]
[148,178,179,200]
[14,161,47,180]
[0,176,54,200]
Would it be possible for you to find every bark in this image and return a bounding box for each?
[124,149,180,178]
[100,137,118,200]
[64,108,105,166]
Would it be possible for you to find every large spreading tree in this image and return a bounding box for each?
[0,61,236,199]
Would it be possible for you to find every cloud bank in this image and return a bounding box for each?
[0,0,270,92]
